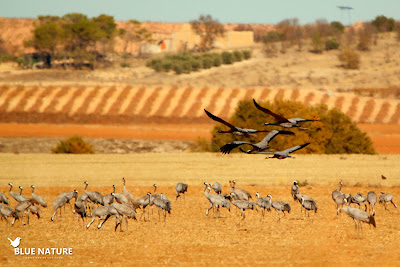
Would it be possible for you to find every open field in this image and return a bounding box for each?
[1,153,400,265]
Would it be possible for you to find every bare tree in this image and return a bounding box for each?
[190,15,225,51]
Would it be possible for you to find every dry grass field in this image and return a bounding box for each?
[1,153,400,265]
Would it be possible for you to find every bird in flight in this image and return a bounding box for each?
[253,99,319,130]
[220,129,295,154]
[204,109,270,138]
[247,142,310,159]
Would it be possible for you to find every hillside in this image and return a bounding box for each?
[0,18,400,154]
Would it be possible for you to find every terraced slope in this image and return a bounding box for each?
[0,84,399,125]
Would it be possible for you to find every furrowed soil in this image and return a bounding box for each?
[0,153,399,265]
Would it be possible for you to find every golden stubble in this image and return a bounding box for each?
[0,153,399,265]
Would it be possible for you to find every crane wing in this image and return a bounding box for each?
[204,109,236,130]
[220,141,252,154]
[256,130,295,147]
[253,99,290,123]
[283,142,310,154]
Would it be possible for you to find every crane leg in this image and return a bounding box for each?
[391,200,397,208]
[206,203,213,216]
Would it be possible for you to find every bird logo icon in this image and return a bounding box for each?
[8,237,21,248]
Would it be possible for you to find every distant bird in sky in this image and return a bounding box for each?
[204,109,270,138]
[253,99,319,130]
[220,129,294,154]
[251,142,310,159]
[8,237,21,248]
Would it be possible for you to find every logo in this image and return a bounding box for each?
[7,237,73,258]
[8,237,21,248]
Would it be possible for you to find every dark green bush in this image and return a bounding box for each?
[202,57,213,69]
[193,99,375,154]
[221,51,233,64]
[161,60,173,72]
[371,15,395,32]
[330,21,345,34]
[262,31,283,43]
[325,37,339,50]
[52,136,94,154]
[182,61,192,73]
[212,54,222,66]
[191,59,202,71]
[172,62,183,74]
[232,50,243,62]
[242,50,252,59]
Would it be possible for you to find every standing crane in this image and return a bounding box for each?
[268,194,291,222]
[122,177,135,203]
[379,192,397,210]
[231,199,257,220]
[291,181,299,201]
[175,182,188,200]
[255,192,271,220]
[210,182,222,195]
[30,185,47,207]
[0,192,8,205]
[253,99,319,130]
[203,183,230,218]
[367,191,377,216]
[341,199,376,237]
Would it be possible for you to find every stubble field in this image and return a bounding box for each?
[1,153,400,265]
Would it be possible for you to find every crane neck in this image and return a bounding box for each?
[19,188,23,195]
[9,184,12,192]
[84,183,88,191]
[31,187,35,194]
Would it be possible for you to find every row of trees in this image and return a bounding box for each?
[21,13,152,69]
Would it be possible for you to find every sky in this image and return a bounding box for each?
[1,0,399,25]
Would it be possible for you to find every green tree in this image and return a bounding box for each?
[371,15,395,32]
[24,15,63,67]
[92,14,117,54]
[202,99,375,154]
[190,15,225,51]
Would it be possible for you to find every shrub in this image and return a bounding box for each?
[161,60,173,72]
[52,136,94,154]
[242,50,252,59]
[325,37,339,50]
[310,33,324,53]
[262,31,283,43]
[221,51,233,64]
[202,56,213,69]
[172,62,183,74]
[191,59,202,71]
[371,15,395,32]
[197,99,375,154]
[338,48,360,69]
[232,50,243,62]
[330,21,345,34]
[120,62,131,68]
[212,54,222,66]
[182,61,192,73]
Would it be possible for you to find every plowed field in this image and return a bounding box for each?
[0,153,399,265]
